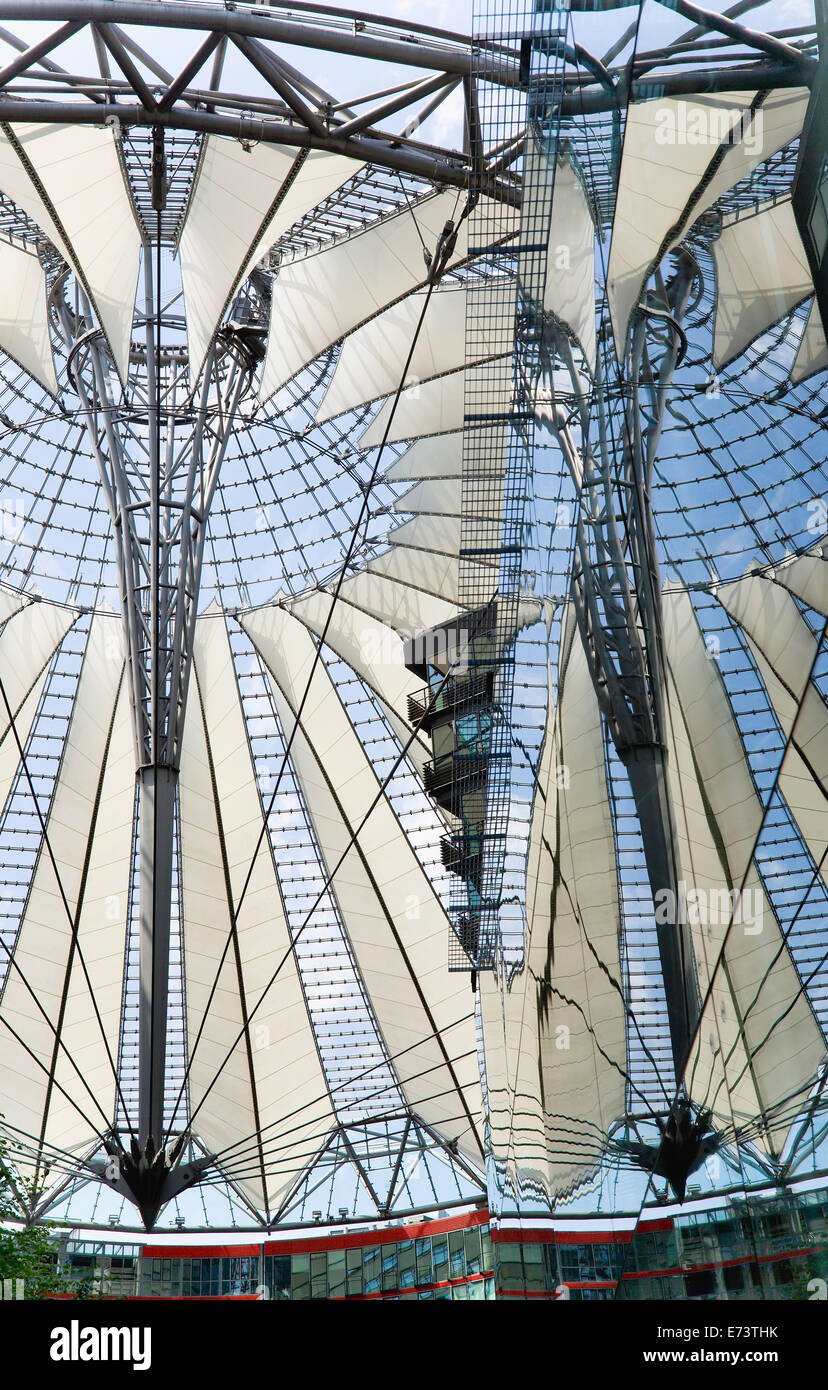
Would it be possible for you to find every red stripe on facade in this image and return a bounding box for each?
[264,1207,490,1256]
[491,1218,673,1246]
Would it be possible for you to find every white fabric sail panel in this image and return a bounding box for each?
[0,126,68,263]
[241,603,485,1167]
[285,590,433,775]
[481,619,626,1198]
[11,124,141,383]
[181,138,357,386]
[180,608,336,1211]
[717,574,828,886]
[0,585,24,625]
[393,478,461,517]
[772,553,828,615]
[359,358,514,448]
[317,284,514,423]
[180,137,301,387]
[544,156,596,372]
[261,191,511,400]
[0,597,75,811]
[335,569,458,637]
[0,613,132,1171]
[385,515,500,601]
[368,543,493,608]
[0,238,57,393]
[662,588,825,1152]
[0,669,48,823]
[386,433,463,482]
[713,199,812,368]
[608,89,808,355]
[791,299,828,384]
[387,513,466,558]
[241,148,361,284]
[360,370,464,447]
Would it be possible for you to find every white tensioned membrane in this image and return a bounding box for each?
[772,550,828,614]
[0,595,76,812]
[1,123,142,384]
[315,282,515,425]
[386,433,463,482]
[179,136,359,387]
[480,610,626,1199]
[240,602,485,1170]
[0,610,133,1181]
[661,589,825,1155]
[369,439,508,603]
[716,572,828,894]
[792,299,828,384]
[712,199,812,368]
[543,153,596,373]
[0,238,58,393]
[360,370,470,447]
[607,88,810,357]
[261,190,513,402]
[179,607,336,1213]
[285,590,434,779]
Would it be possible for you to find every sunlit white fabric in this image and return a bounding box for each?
[0,237,57,392]
[712,199,812,367]
[792,299,828,383]
[544,155,596,372]
[1,124,142,383]
[717,573,828,894]
[386,433,463,482]
[662,588,825,1154]
[481,613,626,1198]
[261,190,513,401]
[241,603,485,1168]
[0,596,75,812]
[0,613,133,1176]
[359,358,513,448]
[179,607,337,1212]
[180,138,357,387]
[608,88,809,355]
[772,550,828,614]
[286,590,433,775]
[316,284,514,424]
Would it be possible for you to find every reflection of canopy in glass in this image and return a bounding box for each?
[0,1,825,1246]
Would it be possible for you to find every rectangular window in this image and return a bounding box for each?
[311,1252,327,1300]
[415,1237,432,1287]
[381,1247,398,1293]
[464,1228,482,1275]
[328,1249,346,1299]
[523,1245,545,1292]
[346,1247,362,1297]
[498,1243,524,1292]
[363,1247,380,1296]
[270,1256,291,1300]
[398,1241,415,1290]
[292,1254,310,1301]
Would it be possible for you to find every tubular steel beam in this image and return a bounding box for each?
[0,2,520,85]
[0,99,486,193]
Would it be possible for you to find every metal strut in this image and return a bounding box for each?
[538,253,701,1085]
[53,189,267,1222]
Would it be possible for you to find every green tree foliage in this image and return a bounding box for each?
[0,1117,88,1299]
